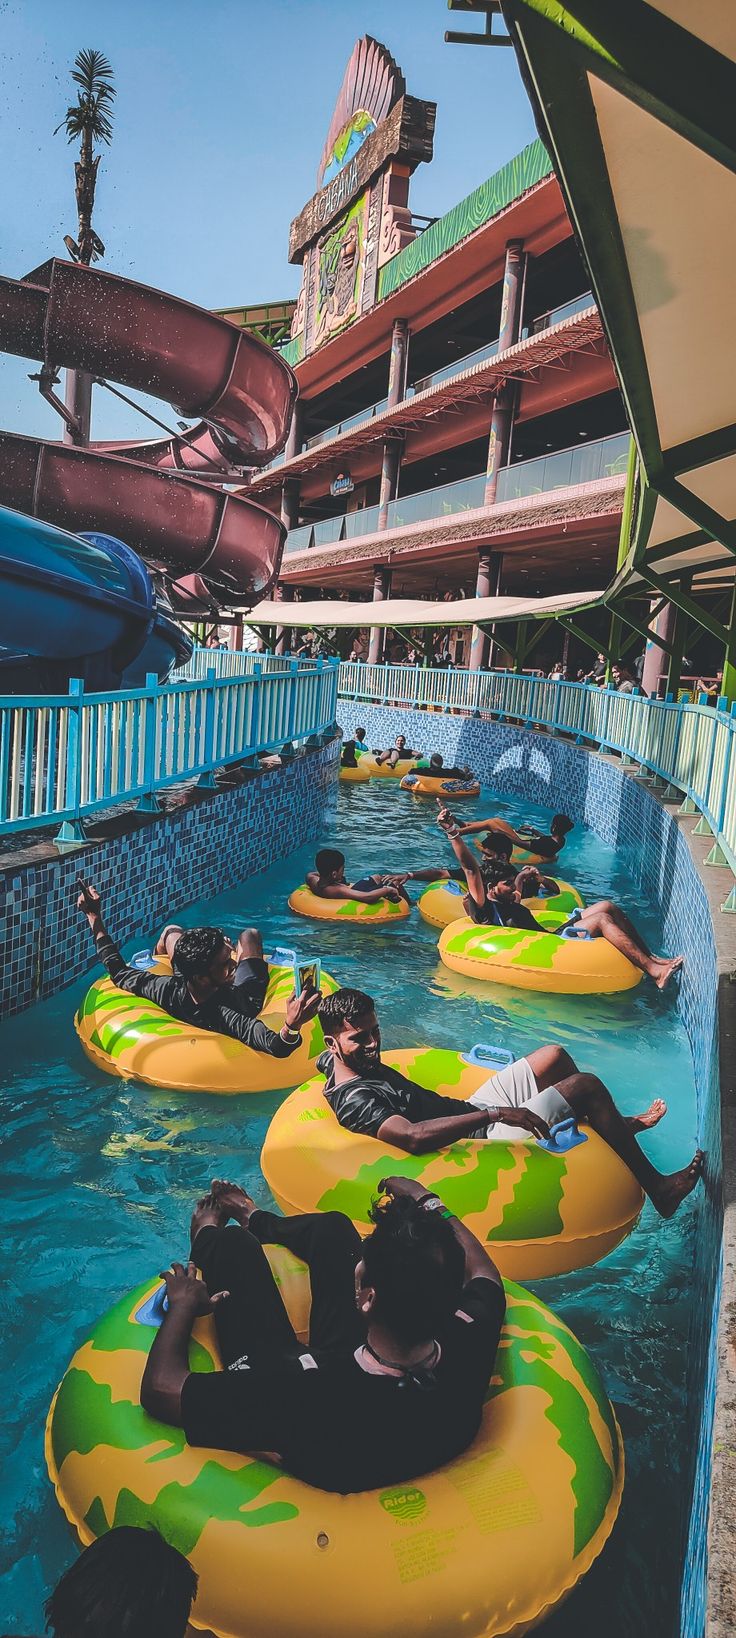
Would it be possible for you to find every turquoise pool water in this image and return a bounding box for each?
[0,781,698,1633]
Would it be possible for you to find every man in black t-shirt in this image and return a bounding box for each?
[315,989,704,1215]
[437,808,685,989]
[154,922,271,1019]
[140,1177,507,1494]
[375,734,420,768]
[77,882,321,1054]
[458,812,574,860]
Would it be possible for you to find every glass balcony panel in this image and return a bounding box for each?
[283,523,313,554]
[312,516,345,547]
[343,504,381,539]
[284,433,630,552]
[531,291,594,332]
[387,473,486,529]
[413,338,500,394]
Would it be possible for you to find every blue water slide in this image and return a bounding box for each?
[0,505,192,687]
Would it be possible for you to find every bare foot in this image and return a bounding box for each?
[628,1098,667,1134]
[651,1151,704,1218]
[210,1178,256,1229]
[190,1191,227,1249]
[652,956,684,991]
[154,924,183,959]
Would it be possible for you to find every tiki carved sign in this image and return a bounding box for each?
[289,95,435,263]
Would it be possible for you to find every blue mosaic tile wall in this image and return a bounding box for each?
[340,700,720,1636]
[0,739,339,1021]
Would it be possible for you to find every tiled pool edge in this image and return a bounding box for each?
[0,738,340,1020]
[682,817,736,1638]
[338,701,730,1636]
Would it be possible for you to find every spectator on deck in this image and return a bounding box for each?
[611,661,639,694]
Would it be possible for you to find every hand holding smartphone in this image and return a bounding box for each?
[294,958,321,996]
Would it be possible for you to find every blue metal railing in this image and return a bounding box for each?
[338,662,736,905]
[0,657,339,841]
[176,650,324,681]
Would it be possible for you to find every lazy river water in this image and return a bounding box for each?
[0,780,698,1634]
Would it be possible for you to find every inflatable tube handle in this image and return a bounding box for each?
[134,1284,169,1327]
[130,949,156,971]
[267,946,298,967]
[537,1118,588,1153]
[462,1043,515,1069]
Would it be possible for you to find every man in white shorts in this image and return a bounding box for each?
[316,989,703,1220]
[469,1051,575,1142]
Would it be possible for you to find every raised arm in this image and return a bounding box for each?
[215,986,321,1054]
[379,1175,502,1288]
[457,817,526,845]
[436,805,486,907]
[76,879,178,1007]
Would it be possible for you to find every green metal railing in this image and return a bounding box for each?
[338,662,736,909]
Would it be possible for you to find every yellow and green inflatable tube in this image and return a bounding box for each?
[262,1048,643,1280]
[360,756,418,780]
[401,772,480,798]
[438,917,642,995]
[46,1255,623,1638]
[418,878,584,930]
[288,885,410,924]
[75,959,339,1094]
[339,763,371,783]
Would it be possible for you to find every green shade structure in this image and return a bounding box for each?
[499,2,736,685]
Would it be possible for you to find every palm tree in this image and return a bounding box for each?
[55,48,115,265]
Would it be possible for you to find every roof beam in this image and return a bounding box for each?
[654,475,736,560]
[607,597,676,659]
[556,615,617,662]
[506,1,736,177]
[639,566,729,646]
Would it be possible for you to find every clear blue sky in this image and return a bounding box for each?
[0,0,536,439]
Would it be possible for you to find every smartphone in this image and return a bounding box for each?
[294,958,321,996]
[76,873,95,910]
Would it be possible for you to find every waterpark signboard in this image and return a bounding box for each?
[315,157,360,233]
[287,39,435,361]
[288,96,434,262]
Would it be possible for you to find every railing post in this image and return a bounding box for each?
[315,656,326,740]
[286,658,299,743]
[138,672,163,810]
[197,666,218,787]
[550,680,561,734]
[240,659,263,766]
[663,697,685,796]
[693,700,726,834]
[704,705,735,866]
[327,655,340,731]
[599,684,613,750]
[55,677,86,844]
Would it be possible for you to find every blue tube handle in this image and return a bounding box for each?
[537,1117,588,1153]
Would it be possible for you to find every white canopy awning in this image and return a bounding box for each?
[246,588,604,628]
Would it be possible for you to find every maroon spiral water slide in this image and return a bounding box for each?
[0,258,297,603]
